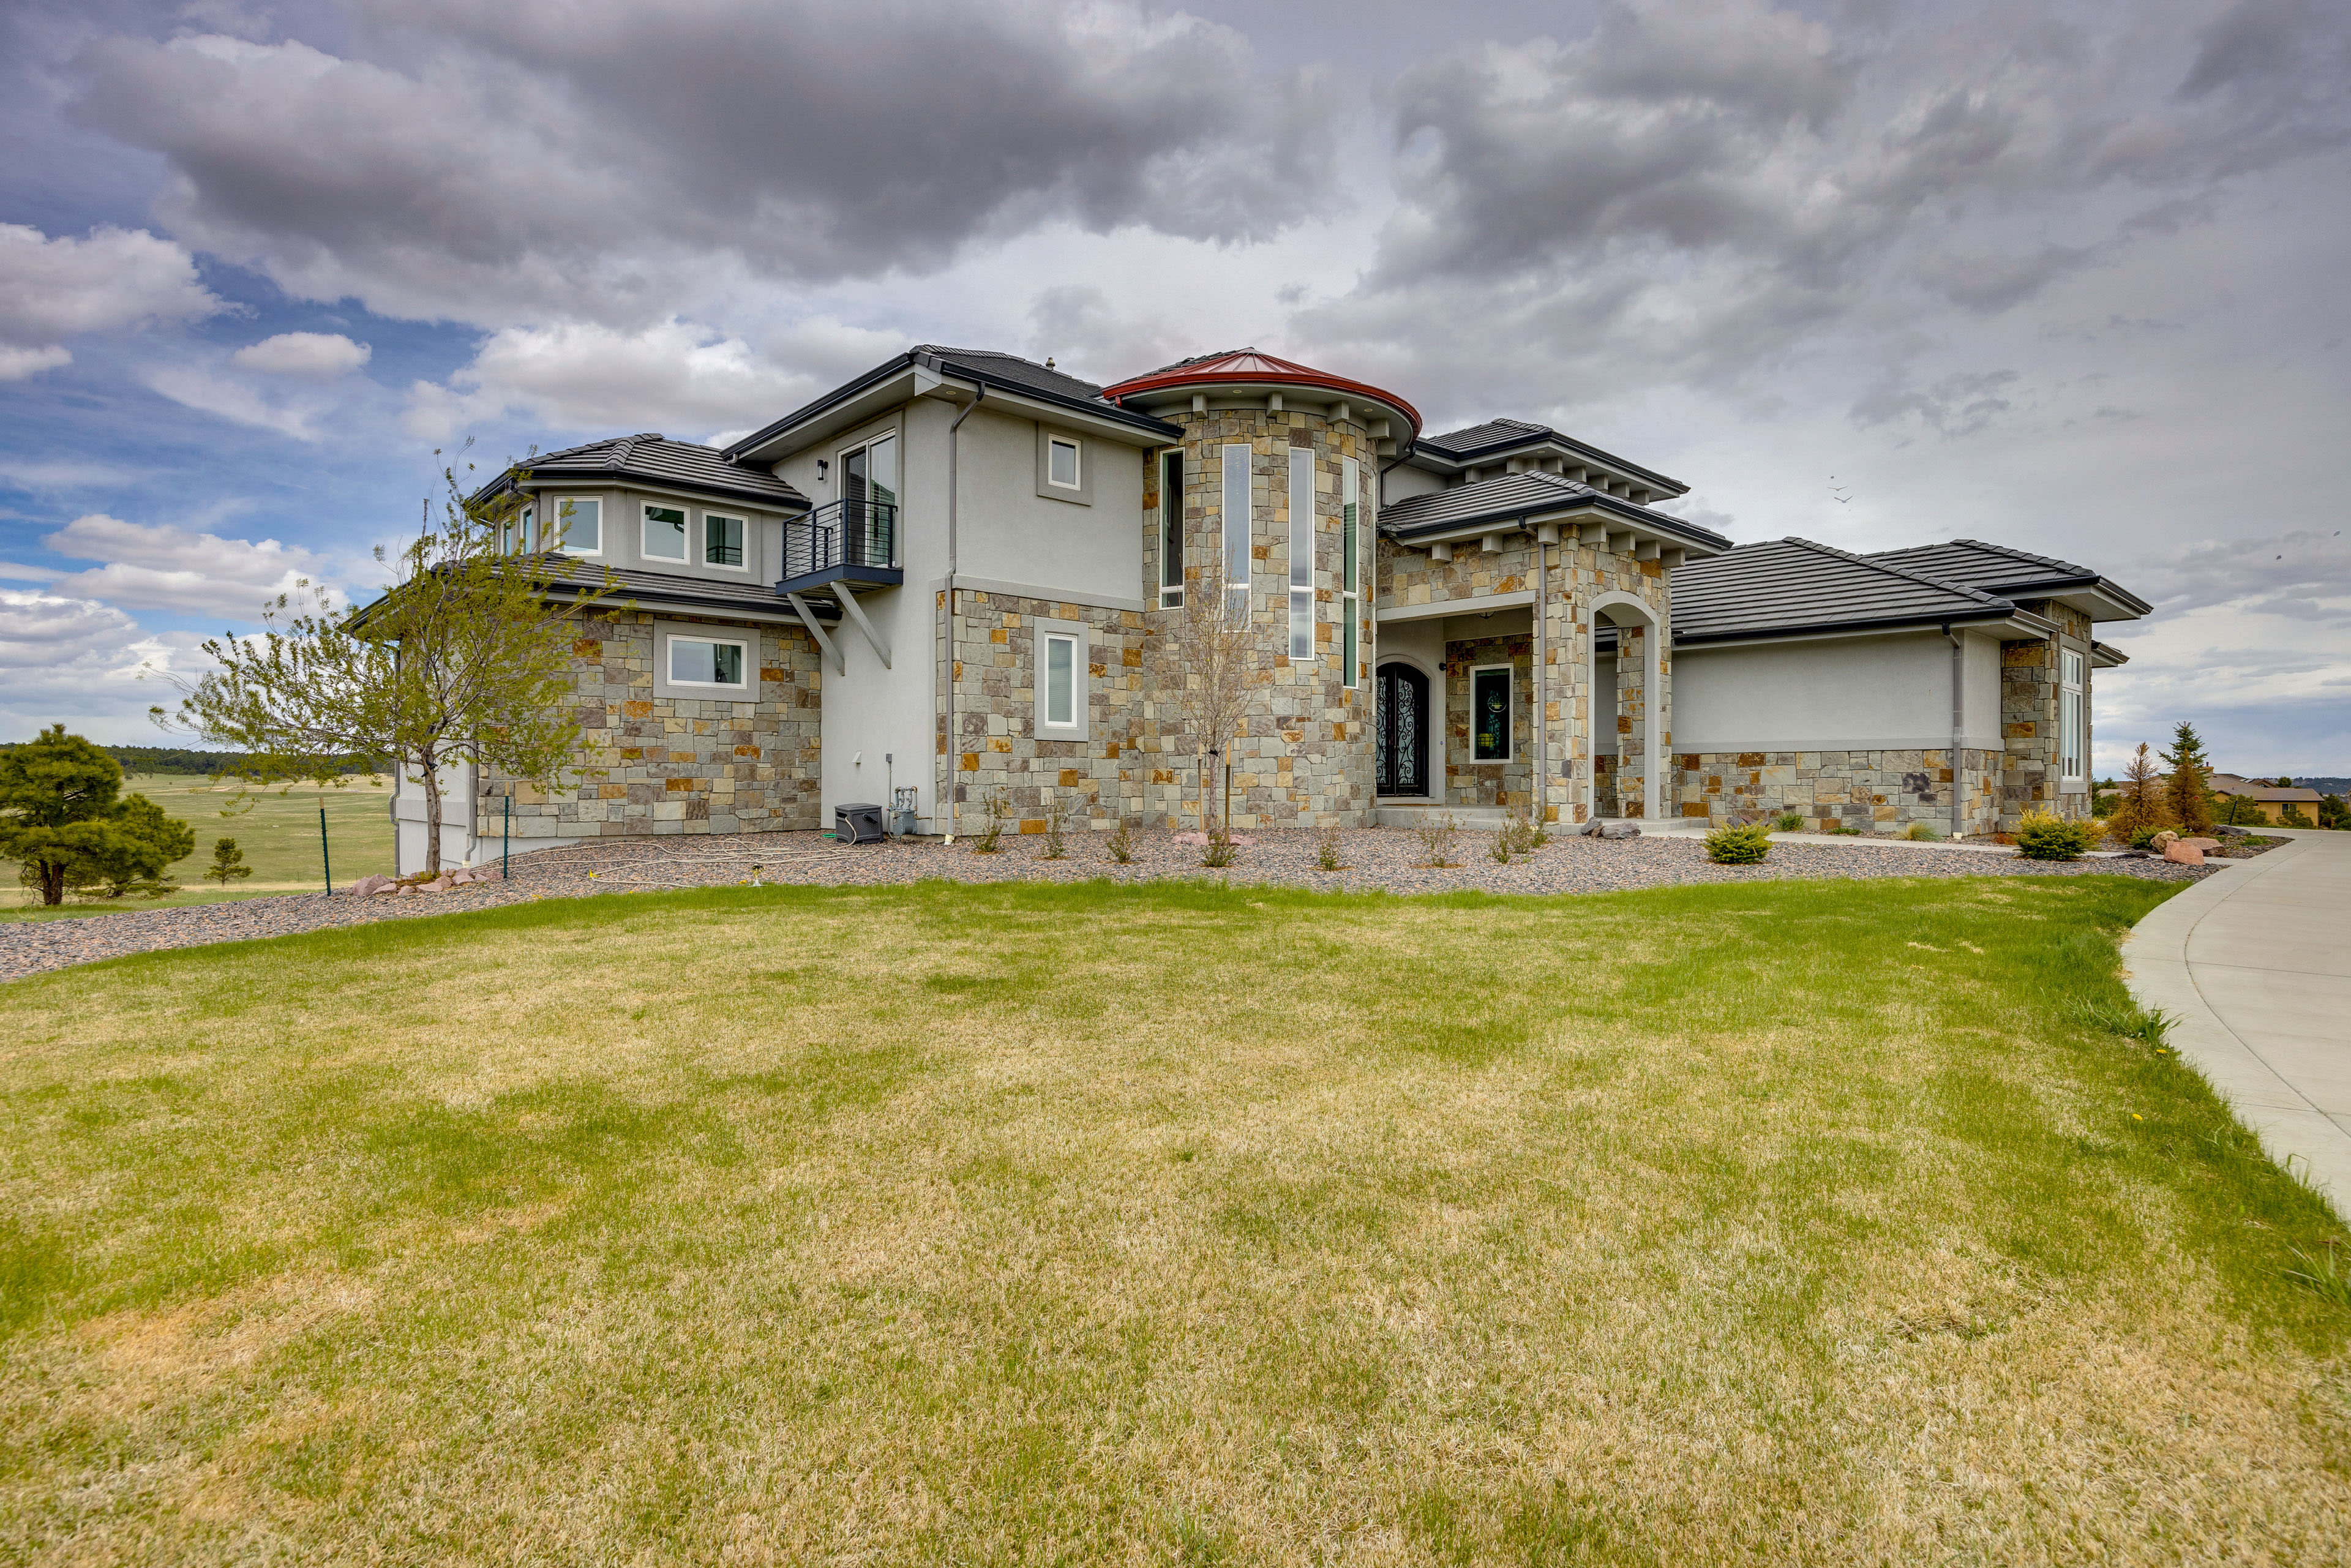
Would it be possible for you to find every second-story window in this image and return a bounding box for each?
[1220,443,1251,623]
[555,498,600,553]
[1048,437,1081,489]
[704,513,745,568]
[1288,445,1314,662]
[643,503,687,561]
[1158,449,1183,608]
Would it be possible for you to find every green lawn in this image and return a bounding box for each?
[1,774,395,918]
[1,877,2345,1563]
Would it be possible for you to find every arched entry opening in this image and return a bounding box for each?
[1587,594,1662,821]
[1375,662,1431,797]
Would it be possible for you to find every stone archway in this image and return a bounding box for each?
[1586,591,1663,822]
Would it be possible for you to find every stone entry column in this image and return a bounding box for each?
[1615,623,1646,817]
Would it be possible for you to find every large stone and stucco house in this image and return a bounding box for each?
[394,347,2148,871]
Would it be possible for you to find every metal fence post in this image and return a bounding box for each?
[319,803,332,896]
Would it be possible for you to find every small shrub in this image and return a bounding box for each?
[1201,831,1238,868]
[203,836,253,886]
[2285,1242,2351,1313]
[970,788,1008,853]
[1774,811,1804,832]
[1705,823,1773,864]
[1412,812,1460,868]
[1041,789,1068,860]
[1830,825,1863,836]
[2279,803,2315,828]
[1496,814,1544,858]
[2078,997,2172,1045]
[1902,820,1940,842]
[1104,820,1136,864]
[2015,811,2096,860]
[1314,823,1344,871]
[2128,825,2169,849]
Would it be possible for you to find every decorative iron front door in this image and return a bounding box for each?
[1376,664,1430,797]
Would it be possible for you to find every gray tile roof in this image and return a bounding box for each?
[1381,471,1730,551]
[506,434,809,509]
[536,557,838,620]
[1867,538,2151,618]
[1414,418,1687,495]
[912,345,1114,405]
[1417,417,1551,454]
[1670,538,2017,643]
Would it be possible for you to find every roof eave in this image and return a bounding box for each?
[1674,607,2038,649]
[516,466,809,512]
[1387,492,1730,555]
[1413,432,1688,497]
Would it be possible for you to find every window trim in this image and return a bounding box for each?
[701,510,749,572]
[1470,662,1514,763]
[1156,446,1184,608]
[1288,443,1314,664]
[549,495,602,557]
[1220,443,1251,623]
[1034,426,1094,505]
[660,629,751,694]
[2059,645,2087,784]
[1046,436,1082,490]
[642,501,689,563]
[1032,616,1090,741]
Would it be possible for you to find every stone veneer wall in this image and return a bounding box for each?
[1442,634,1534,811]
[1136,407,1376,829]
[479,607,823,840]
[1381,537,1671,824]
[945,587,1145,833]
[1673,747,2004,835]
[2000,602,2094,828]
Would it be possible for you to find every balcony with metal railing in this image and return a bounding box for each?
[776,498,902,596]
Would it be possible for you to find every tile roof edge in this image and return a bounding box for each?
[1767,536,2012,608]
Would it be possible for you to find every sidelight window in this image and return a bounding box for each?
[1221,443,1251,623]
[1157,448,1184,608]
[2060,648,2086,781]
[1288,445,1314,661]
[1341,457,1360,688]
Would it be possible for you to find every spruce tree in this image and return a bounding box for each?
[2109,742,2167,839]
[2160,721,2215,835]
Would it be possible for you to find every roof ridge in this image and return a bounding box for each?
[1944,536,2085,574]
[1774,536,2009,607]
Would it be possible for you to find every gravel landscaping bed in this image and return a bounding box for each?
[0,825,2215,982]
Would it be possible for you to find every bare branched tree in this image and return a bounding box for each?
[1162,554,1264,838]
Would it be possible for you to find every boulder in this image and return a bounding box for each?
[2215,824,2251,838]
[2178,836,2220,850]
[2151,830,2178,850]
[2162,840,2206,866]
[346,874,393,898]
[394,882,415,896]
[1599,821,1642,840]
[426,874,456,892]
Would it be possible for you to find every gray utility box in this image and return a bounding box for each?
[834,802,886,844]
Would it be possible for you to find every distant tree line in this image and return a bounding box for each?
[5,743,383,777]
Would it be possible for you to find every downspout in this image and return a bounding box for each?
[942,373,985,838]
[1944,622,1964,840]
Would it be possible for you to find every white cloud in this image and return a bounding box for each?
[0,590,197,744]
[140,364,330,441]
[0,460,141,489]
[231,330,371,377]
[41,512,331,616]
[0,223,224,377]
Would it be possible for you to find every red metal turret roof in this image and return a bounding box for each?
[1102,348,1421,436]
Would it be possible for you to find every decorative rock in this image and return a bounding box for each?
[2162,840,2205,866]
[2151,830,2178,850]
[345,874,394,898]
[2215,825,2251,838]
[1599,821,1641,840]
[2178,837,2220,850]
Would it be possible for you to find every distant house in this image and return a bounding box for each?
[388,347,2150,871]
[2208,775,2326,824]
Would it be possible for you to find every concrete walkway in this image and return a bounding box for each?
[2123,828,2351,1221]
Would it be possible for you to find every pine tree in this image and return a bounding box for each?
[2160,721,2215,835]
[2108,742,2167,839]
[204,837,253,886]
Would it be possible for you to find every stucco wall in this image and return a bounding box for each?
[1672,629,2004,752]
[951,405,1144,605]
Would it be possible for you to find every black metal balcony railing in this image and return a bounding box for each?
[783,498,897,582]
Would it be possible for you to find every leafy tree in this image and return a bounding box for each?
[2160,721,2215,835]
[0,726,196,904]
[2274,776,2294,788]
[2107,742,2167,839]
[1162,550,1265,839]
[2320,794,2346,830]
[154,448,620,875]
[2216,791,2266,827]
[204,837,253,886]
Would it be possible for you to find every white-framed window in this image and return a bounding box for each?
[1157,447,1184,608]
[552,497,601,554]
[1341,457,1360,688]
[2060,647,2086,782]
[668,634,748,689]
[1471,664,1513,761]
[505,505,533,554]
[703,512,746,569]
[1221,443,1251,623]
[643,503,688,561]
[1034,617,1089,740]
[1047,436,1081,490]
[1288,444,1314,662]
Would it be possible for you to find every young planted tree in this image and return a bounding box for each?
[204,837,253,886]
[2160,721,2216,835]
[2107,742,2167,839]
[155,449,620,876]
[0,726,196,904]
[1162,553,1264,838]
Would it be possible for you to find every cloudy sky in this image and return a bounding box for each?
[2,0,2345,773]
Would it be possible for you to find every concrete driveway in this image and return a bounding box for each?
[2124,828,2351,1221]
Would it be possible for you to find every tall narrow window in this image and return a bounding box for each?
[704,512,745,568]
[1341,457,1360,688]
[511,506,533,553]
[555,498,600,553]
[1158,449,1184,607]
[1044,634,1076,727]
[2060,648,2086,781]
[1472,666,1512,760]
[1221,443,1251,623]
[643,504,687,561]
[1288,445,1314,661]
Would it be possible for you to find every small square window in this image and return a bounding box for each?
[705,513,745,567]
[643,504,687,561]
[1048,437,1080,489]
[669,637,745,688]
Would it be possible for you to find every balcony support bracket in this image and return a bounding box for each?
[830,583,891,669]
[784,591,844,676]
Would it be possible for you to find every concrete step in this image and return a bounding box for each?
[1371,804,1514,830]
